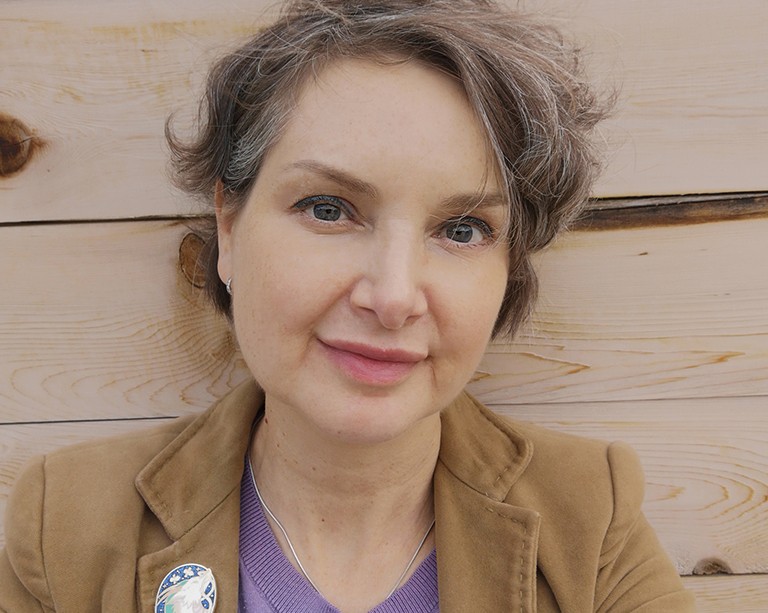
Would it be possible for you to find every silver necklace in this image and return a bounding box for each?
[247,456,435,600]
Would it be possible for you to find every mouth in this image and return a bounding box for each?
[318,339,426,386]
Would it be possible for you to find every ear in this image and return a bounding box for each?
[214,180,234,285]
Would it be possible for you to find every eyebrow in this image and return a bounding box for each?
[288,159,506,215]
[440,192,507,217]
[289,160,379,199]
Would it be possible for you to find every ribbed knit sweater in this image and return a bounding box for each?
[238,466,439,612]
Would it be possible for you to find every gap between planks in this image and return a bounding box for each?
[0,192,766,229]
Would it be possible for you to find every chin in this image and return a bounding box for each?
[314,400,439,447]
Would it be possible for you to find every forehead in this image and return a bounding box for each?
[257,57,500,198]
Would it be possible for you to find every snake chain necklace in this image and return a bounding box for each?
[247,455,435,600]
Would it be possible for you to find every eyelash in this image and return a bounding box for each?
[292,195,498,247]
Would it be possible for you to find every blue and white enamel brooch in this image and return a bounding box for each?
[155,563,217,613]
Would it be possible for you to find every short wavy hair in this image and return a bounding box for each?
[167,0,611,338]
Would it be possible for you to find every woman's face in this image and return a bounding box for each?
[217,58,509,445]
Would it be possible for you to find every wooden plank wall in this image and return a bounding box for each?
[1,1,766,610]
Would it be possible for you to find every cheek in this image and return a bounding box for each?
[448,256,508,322]
[434,257,508,357]
[231,232,348,338]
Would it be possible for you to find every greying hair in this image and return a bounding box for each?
[167,0,611,338]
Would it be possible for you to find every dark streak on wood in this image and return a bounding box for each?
[575,193,768,230]
[0,114,42,177]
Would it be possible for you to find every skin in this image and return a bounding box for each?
[216,58,509,612]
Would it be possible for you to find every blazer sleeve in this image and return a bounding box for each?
[0,456,55,613]
[594,442,697,613]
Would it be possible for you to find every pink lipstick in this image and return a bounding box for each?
[319,340,425,386]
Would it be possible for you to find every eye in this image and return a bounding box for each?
[313,202,342,221]
[293,195,350,223]
[441,217,493,245]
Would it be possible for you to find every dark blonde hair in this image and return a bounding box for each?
[167,0,611,338]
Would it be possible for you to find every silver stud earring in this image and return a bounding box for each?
[225,277,233,296]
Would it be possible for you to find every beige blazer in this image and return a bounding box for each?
[1,380,695,612]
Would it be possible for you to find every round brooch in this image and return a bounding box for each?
[155,563,217,613]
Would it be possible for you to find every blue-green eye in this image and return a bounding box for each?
[313,202,342,221]
[442,218,491,245]
[294,195,349,222]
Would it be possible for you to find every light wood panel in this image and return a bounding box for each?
[525,0,768,196]
[0,221,248,423]
[683,575,768,613]
[2,0,767,222]
[0,0,277,222]
[1,215,765,423]
[477,215,768,403]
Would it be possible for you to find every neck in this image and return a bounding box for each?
[250,397,440,529]
[248,396,440,611]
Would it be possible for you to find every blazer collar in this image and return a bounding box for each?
[439,392,533,500]
[435,392,541,612]
[135,384,532,535]
[136,379,263,540]
[134,379,264,612]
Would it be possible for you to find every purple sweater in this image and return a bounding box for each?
[238,466,439,612]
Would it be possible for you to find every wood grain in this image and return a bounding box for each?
[683,574,768,613]
[0,1,277,223]
[2,0,767,222]
[0,221,248,423]
[2,0,766,605]
[472,216,768,405]
[525,0,768,196]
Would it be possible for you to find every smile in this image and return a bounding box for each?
[318,340,426,386]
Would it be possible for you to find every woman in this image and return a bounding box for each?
[1,0,696,611]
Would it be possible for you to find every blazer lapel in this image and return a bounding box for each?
[436,392,541,612]
[134,380,264,612]
[434,464,541,612]
[135,489,242,612]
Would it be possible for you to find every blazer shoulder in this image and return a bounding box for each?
[3,416,194,588]
[443,393,644,515]
[26,412,201,531]
[2,455,52,610]
[46,412,198,471]
[499,416,646,537]
[1,413,200,607]
[504,416,643,492]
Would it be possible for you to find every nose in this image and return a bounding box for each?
[350,227,428,330]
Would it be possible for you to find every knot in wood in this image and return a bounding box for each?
[692,557,732,576]
[0,114,37,177]
[179,232,207,288]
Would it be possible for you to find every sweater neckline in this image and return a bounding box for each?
[238,461,439,612]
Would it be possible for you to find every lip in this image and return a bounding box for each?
[318,339,427,386]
